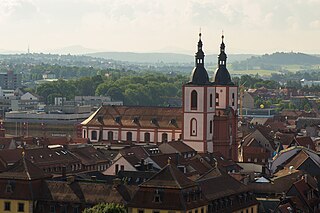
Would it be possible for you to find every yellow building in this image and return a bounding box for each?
[0,155,51,213]
[0,199,32,213]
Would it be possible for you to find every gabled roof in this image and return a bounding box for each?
[0,156,51,180]
[141,163,196,189]
[197,170,249,201]
[291,136,316,151]
[166,141,195,154]
[284,149,320,173]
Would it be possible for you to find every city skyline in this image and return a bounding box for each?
[1,0,320,54]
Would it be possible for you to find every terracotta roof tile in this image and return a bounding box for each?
[81,105,182,129]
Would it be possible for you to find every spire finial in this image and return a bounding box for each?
[199,27,202,40]
[221,30,224,42]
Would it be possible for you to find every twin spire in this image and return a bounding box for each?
[190,32,233,86]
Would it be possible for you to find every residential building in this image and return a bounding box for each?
[0,70,22,90]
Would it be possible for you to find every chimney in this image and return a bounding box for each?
[112,178,122,188]
[67,175,75,184]
[140,158,145,171]
[175,153,180,165]
[303,174,308,183]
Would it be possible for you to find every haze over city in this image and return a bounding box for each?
[1,0,320,54]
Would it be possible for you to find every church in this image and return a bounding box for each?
[81,33,238,161]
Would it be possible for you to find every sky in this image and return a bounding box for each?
[0,0,320,54]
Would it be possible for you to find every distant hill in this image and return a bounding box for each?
[232,52,320,70]
[47,45,98,55]
[246,52,320,65]
[86,52,254,64]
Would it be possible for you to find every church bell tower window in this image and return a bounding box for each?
[190,118,197,136]
[191,90,198,110]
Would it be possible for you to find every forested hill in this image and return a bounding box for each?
[245,52,320,65]
[87,52,254,64]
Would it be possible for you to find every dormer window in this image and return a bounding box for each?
[154,189,162,203]
[6,184,13,193]
[151,118,158,125]
[133,117,139,124]
[115,116,121,123]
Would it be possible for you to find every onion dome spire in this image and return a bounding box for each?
[190,32,210,85]
[214,33,233,85]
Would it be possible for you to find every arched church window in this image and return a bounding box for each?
[145,132,150,143]
[108,131,113,141]
[210,94,213,107]
[126,132,132,141]
[210,120,213,134]
[191,90,198,110]
[161,133,168,142]
[190,118,197,136]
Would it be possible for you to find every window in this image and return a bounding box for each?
[91,130,97,140]
[126,132,132,141]
[162,133,168,142]
[4,202,10,211]
[120,165,124,171]
[18,203,24,212]
[154,189,162,203]
[190,118,197,136]
[73,207,79,213]
[216,93,219,106]
[210,120,213,134]
[108,131,113,141]
[210,93,213,107]
[145,132,150,143]
[201,208,204,213]
[50,205,56,213]
[191,90,198,110]
[153,211,160,213]
[5,184,12,193]
[138,210,144,213]
[83,130,87,138]
[232,93,235,106]
[61,205,67,213]
[115,164,119,174]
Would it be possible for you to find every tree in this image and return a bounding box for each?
[83,203,126,213]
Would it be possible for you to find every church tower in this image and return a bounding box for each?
[182,33,216,153]
[213,34,238,161]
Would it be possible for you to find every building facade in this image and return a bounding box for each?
[81,34,238,160]
[0,70,22,90]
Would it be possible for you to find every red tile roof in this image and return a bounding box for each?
[0,156,51,180]
[81,105,182,129]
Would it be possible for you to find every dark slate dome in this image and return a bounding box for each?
[214,66,232,85]
[214,35,234,85]
[189,33,210,85]
[190,66,210,85]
